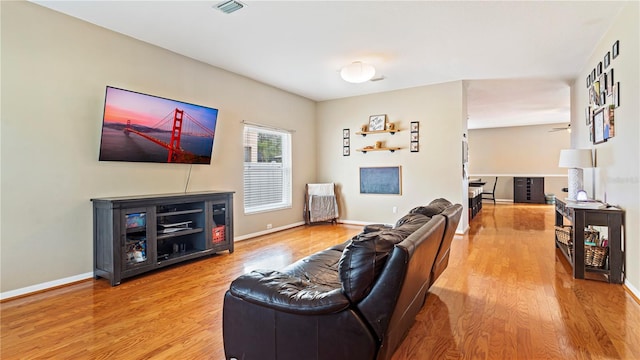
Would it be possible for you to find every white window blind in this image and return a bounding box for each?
[243,125,292,214]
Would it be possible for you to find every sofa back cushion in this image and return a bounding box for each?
[339,214,430,303]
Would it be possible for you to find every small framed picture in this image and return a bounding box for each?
[410,121,419,132]
[586,75,591,88]
[343,146,350,156]
[607,68,614,91]
[368,114,387,131]
[591,68,596,81]
[593,107,606,144]
[343,138,350,146]
[597,61,603,76]
[612,40,619,58]
[343,128,350,138]
[410,142,419,152]
[604,52,611,68]
[613,82,620,108]
[585,107,591,125]
[410,132,419,142]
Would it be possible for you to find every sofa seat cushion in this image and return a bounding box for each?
[339,214,431,303]
[229,267,350,315]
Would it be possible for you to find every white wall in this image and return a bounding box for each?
[316,81,467,229]
[1,2,316,293]
[570,3,639,295]
[468,123,570,201]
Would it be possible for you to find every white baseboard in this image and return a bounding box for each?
[1,272,93,301]
[233,221,306,242]
[625,279,640,302]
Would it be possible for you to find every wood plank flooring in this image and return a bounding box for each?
[2,203,639,359]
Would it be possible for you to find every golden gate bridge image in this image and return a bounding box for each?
[99,86,218,164]
[122,108,215,163]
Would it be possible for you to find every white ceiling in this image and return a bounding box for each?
[31,1,625,129]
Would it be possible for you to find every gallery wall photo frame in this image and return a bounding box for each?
[592,107,606,144]
[612,40,620,58]
[342,128,350,156]
[410,121,420,152]
[359,166,401,195]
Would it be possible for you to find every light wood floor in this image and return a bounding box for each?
[2,204,639,359]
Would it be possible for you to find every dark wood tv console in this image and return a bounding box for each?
[92,191,234,286]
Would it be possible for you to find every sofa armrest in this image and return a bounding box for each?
[229,269,350,315]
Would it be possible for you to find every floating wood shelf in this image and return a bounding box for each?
[357,147,401,153]
[355,129,400,136]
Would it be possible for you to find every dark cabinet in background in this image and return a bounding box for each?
[513,177,545,203]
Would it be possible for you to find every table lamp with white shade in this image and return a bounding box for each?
[558,149,594,201]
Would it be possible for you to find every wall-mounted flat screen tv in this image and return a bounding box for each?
[99,86,218,164]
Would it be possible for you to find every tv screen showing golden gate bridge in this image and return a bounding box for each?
[99,86,218,164]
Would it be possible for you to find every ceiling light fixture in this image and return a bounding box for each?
[340,61,375,83]
[216,0,245,14]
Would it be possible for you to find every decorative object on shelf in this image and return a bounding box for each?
[368,114,387,131]
[387,122,395,131]
[359,166,401,194]
[410,121,419,153]
[558,149,593,200]
[361,124,368,132]
[340,61,375,83]
[375,141,383,149]
[612,40,619,58]
[343,128,350,156]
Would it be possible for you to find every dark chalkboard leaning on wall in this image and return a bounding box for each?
[360,166,401,194]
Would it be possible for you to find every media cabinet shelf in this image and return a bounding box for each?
[92,191,234,286]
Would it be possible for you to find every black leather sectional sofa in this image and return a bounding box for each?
[223,199,463,360]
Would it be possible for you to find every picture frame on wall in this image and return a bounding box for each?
[410,142,419,152]
[597,61,603,76]
[359,166,401,195]
[604,52,611,68]
[410,121,419,132]
[593,107,606,144]
[585,107,591,125]
[613,82,620,107]
[343,128,350,138]
[612,40,619,58]
[410,132,419,142]
[343,138,350,147]
[343,146,350,156]
[368,114,387,131]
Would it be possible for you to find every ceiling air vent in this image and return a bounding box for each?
[216,0,245,14]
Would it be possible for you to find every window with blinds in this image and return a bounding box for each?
[243,125,292,214]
